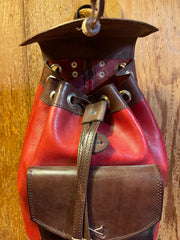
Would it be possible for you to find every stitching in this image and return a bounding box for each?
[28,168,72,239]
[153,165,163,220]
[77,123,97,236]
[73,121,99,238]
[27,168,36,219]
[34,219,72,240]
[106,165,163,240]
[73,124,90,236]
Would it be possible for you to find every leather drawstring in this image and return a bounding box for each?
[90,0,105,28]
[71,96,91,109]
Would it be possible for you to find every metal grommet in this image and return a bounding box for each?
[50,64,62,75]
[82,17,101,37]
[99,71,105,78]
[119,90,132,103]
[71,62,78,68]
[100,95,110,109]
[125,70,134,78]
[67,93,77,107]
[49,90,56,101]
[116,62,127,72]
[45,75,56,84]
[99,61,105,67]
[72,71,78,78]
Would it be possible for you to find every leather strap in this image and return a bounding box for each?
[73,101,107,240]
[90,0,105,28]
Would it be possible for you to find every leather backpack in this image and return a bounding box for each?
[18,1,168,240]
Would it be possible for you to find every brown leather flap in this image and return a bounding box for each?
[21,18,158,46]
[20,19,158,59]
[27,165,163,240]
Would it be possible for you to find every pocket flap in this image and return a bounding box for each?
[27,165,163,240]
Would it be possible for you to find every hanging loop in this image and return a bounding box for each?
[82,0,105,37]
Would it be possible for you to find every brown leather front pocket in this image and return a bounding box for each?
[27,165,163,240]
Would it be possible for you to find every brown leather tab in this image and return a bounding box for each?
[93,133,110,154]
[52,81,86,116]
[90,84,127,113]
[27,164,163,240]
[117,76,143,107]
[82,101,107,124]
[40,76,59,106]
[115,59,137,82]
[40,62,63,87]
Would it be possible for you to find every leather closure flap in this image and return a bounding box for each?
[27,165,163,240]
[20,19,158,59]
[21,19,158,46]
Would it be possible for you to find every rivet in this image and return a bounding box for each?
[99,61,105,67]
[72,71,78,78]
[96,140,103,145]
[71,61,78,68]
[99,71,105,78]
[91,110,96,115]
[50,64,62,75]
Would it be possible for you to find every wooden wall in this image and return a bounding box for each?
[0,0,179,239]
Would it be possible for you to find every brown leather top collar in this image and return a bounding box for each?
[20,19,158,60]
[20,18,158,46]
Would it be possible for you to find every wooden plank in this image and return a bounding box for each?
[0,0,30,239]
[0,0,179,239]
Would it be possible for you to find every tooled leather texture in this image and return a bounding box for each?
[27,165,163,240]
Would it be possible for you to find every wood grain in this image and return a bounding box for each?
[0,0,179,239]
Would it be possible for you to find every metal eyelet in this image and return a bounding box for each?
[67,93,77,107]
[99,61,105,67]
[72,71,78,78]
[116,62,127,72]
[100,95,110,109]
[71,61,78,68]
[50,64,62,75]
[99,71,105,78]
[125,70,134,78]
[45,75,56,84]
[49,90,56,101]
[119,90,132,103]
